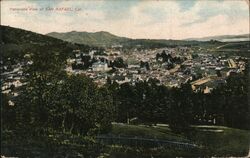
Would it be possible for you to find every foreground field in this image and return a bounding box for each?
[105,123,250,157]
[190,125,250,156]
[2,124,250,157]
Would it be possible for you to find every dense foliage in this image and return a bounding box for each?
[2,50,115,136]
[105,63,249,132]
[0,25,94,66]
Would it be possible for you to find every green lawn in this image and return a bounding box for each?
[191,125,250,156]
[107,123,250,157]
[109,123,188,142]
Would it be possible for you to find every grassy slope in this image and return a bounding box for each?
[110,124,188,142]
[3,124,249,157]
[109,124,250,156]
[191,125,250,156]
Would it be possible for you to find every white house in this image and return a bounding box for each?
[92,61,108,72]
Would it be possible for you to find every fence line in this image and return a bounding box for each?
[96,135,199,149]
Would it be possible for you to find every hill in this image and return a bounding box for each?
[47,30,211,48]
[1,25,92,63]
[185,34,250,42]
[47,31,130,47]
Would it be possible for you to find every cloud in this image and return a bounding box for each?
[1,0,249,39]
[177,0,197,11]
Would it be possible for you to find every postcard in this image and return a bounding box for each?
[1,0,249,157]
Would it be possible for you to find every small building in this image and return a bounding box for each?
[92,61,108,72]
[191,77,211,91]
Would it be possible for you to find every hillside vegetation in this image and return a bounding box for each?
[1,25,92,63]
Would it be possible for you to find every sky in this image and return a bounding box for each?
[1,0,249,39]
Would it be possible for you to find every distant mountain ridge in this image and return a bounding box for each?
[46,31,211,48]
[185,34,250,42]
[47,30,249,47]
[47,31,130,47]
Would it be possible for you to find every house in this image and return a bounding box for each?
[92,61,108,72]
[228,59,237,68]
[191,77,211,91]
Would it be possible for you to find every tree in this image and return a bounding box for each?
[223,74,249,129]
[116,83,137,123]
[169,84,193,133]
[46,75,115,135]
[14,47,67,133]
[1,93,16,130]
[111,57,127,68]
